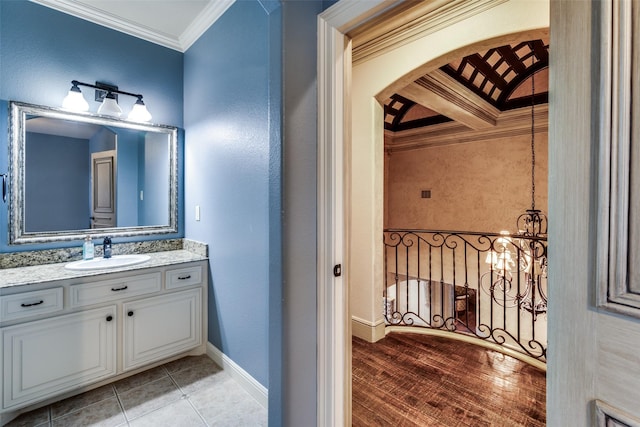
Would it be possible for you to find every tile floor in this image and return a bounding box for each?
[4,355,267,427]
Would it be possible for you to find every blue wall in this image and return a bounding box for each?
[141,134,171,226]
[25,132,90,231]
[183,0,277,390]
[114,128,143,228]
[0,1,184,252]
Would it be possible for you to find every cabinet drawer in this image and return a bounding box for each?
[166,265,203,289]
[70,272,161,307]
[0,288,63,322]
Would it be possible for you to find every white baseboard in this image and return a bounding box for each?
[351,316,386,342]
[206,342,268,409]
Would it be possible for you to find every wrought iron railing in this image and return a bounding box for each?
[383,229,547,361]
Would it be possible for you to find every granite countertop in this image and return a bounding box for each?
[0,250,208,290]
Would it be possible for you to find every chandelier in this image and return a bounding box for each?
[482,51,548,319]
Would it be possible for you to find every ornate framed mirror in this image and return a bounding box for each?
[8,101,178,244]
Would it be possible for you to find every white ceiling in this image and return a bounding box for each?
[30,0,235,52]
[27,117,102,139]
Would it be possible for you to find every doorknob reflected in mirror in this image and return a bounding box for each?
[1,173,6,203]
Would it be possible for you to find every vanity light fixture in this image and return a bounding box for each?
[62,80,152,122]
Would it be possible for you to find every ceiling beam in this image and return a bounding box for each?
[398,69,500,130]
[385,104,548,153]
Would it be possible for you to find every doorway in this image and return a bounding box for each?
[90,150,117,229]
[317,1,550,425]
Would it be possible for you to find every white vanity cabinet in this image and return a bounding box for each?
[0,259,207,417]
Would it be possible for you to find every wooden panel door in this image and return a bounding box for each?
[91,150,116,228]
[549,1,640,425]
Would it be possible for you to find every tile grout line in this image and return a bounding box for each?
[116,365,179,424]
[112,382,130,423]
[165,368,211,427]
[122,365,209,427]
[165,360,212,426]
[48,383,119,423]
[165,365,188,398]
[46,385,126,427]
[186,397,211,427]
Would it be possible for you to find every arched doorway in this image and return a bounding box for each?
[376,34,549,359]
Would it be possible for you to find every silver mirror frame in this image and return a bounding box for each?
[8,101,179,245]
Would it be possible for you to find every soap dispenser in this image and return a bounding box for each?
[103,236,112,259]
[82,235,94,260]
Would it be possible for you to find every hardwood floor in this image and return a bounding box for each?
[352,333,546,426]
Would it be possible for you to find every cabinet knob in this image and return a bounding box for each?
[128,311,134,317]
[106,315,113,322]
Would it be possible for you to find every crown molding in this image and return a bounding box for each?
[179,0,235,51]
[386,104,548,153]
[349,0,508,64]
[30,0,235,52]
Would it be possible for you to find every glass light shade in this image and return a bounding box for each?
[485,248,514,272]
[485,251,496,266]
[498,250,515,271]
[128,100,152,122]
[62,87,89,112]
[97,94,122,117]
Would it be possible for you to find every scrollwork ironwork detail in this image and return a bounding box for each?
[383,229,547,362]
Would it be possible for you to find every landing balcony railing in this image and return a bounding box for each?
[383,229,548,362]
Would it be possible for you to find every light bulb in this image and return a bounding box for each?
[97,93,122,117]
[128,98,152,122]
[62,85,89,112]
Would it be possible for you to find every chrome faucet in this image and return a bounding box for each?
[103,236,112,259]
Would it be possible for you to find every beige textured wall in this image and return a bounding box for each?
[385,130,548,233]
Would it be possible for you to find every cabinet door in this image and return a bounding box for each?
[123,288,202,371]
[2,305,117,410]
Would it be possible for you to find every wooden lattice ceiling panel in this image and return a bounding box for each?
[384,38,549,132]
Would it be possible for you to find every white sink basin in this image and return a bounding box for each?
[65,254,151,271]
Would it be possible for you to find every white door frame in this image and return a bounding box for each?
[317,2,398,426]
